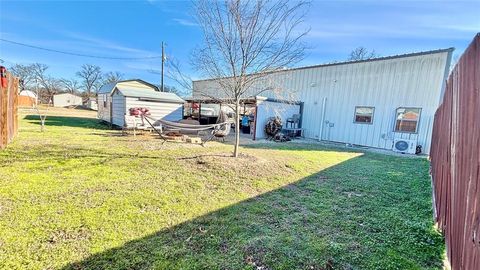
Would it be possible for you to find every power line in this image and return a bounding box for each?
[0,38,163,60]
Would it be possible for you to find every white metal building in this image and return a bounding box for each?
[97,79,184,128]
[192,48,454,153]
[53,93,83,107]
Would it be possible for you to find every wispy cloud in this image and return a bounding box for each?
[60,31,158,56]
[172,18,198,27]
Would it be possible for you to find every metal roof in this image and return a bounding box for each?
[97,82,116,94]
[184,95,302,105]
[115,87,185,103]
[193,47,455,83]
[97,79,159,94]
[53,93,82,97]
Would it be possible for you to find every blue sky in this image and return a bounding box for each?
[0,0,478,87]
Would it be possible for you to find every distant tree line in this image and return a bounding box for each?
[9,62,183,103]
[8,63,124,103]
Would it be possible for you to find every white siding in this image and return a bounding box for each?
[255,101,301,139]
[111,91,126,126]
[193,51,452,153]
[123,98,183,128]
[53,93,82,107]
[97,82,157,123]
[97,93,111,122]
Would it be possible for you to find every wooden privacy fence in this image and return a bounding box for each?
[430,33,480,269]
[0,70,19,149]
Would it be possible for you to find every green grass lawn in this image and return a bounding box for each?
[0,109,444,270]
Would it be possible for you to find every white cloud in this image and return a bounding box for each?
[172,18,198,27]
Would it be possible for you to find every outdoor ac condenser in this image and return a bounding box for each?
[392,139,417,154]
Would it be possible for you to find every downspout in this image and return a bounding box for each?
[253,103,258,141]
[318,97,327,141]
[298,102,304,128]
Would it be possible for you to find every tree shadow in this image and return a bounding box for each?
[61,154,443,270]
[23,115,109,130]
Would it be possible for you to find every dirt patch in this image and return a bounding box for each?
[244,245,270,270]
[46,226,91,246]
[178,152,296,179]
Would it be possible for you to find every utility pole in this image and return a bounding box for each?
[161,42,165,92]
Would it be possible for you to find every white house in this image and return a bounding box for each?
[53,93,83,107]
[192,48,454,153]
[97,79,184,128]
[84,97,98,111]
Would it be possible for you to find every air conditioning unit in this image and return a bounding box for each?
[392,139,417,154]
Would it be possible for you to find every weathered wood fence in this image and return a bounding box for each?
[430,33,480,269]
[0,71,19,149]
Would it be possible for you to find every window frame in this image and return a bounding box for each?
[394,107,422,133]
[353,106,375,124]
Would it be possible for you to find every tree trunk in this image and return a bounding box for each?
[233,101,240,158]
[40,118,45,132]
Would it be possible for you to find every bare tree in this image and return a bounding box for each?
[192,0,309,157]
[348,47,379,61]
[10,63,36,91]
[147,55,192,96]
[165,56,194,95]
[32,64,61,103]
[29,63,56,132]
[60,78,80,94]
[76,64,103,96]
[103,71,124,85]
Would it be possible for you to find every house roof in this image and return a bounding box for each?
[54,93,81,97]
[97,79,159,94]
[115,88,185,103]
[19,90,37,98]
[193,47,455,83]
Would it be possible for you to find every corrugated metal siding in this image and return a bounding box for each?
[124,98,183,128]
[193,51,451,152]
[430,34,480,270]
[97,94,111,122]
[111,92,126,126]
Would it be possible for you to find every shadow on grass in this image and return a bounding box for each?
[61,155,443,270]
[23,115,109,130]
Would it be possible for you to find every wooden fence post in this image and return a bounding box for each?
[0,71,19,149]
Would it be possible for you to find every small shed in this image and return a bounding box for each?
[53,93,83,107]
[111,87,184,128]
[18,90,37,107]
[97,79,160,123]
[84,97,98,111]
